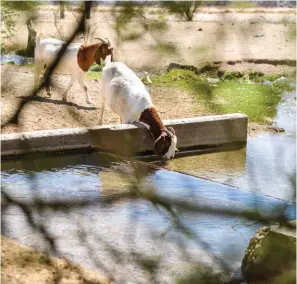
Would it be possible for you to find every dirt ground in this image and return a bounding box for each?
[1,236,112,284]
[1,6,296,136]
[1,6,296,284]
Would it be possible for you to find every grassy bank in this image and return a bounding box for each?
[151,69,295,123]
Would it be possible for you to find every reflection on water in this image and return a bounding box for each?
[164,147,246,182]
[1,152,295,283]
[164,133,295,202]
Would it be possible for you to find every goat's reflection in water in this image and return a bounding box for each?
[98,160,159,200]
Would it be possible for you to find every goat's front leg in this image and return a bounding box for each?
[97,96,106,125]
[77,75,91,104]
[62,76,75,102]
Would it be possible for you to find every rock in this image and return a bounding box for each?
[241,224,296,283]
[269,126,285,133]
[274,76,287,82]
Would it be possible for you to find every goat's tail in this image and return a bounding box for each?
[36,33,44,46]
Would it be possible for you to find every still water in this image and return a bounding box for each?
[1,150,295,283]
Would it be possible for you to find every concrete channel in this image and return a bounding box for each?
[1,114,248,157]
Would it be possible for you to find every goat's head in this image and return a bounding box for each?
[154,127,178,160]
[94,38,113,64]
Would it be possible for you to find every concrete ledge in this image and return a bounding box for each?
[1,114,248,157]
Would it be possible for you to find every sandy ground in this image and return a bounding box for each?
[1,6,296,284]
[4,6,296,71]
[1,236,112,284]
[1,6,296,136]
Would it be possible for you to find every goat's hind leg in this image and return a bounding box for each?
[34,60,44,91]
[97,96,106,125]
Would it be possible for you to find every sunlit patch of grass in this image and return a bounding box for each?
[152,69,201,84]
[211,82,283,122]
[86,71,102,80]
[151,69,291,123]
[88,63,102,72]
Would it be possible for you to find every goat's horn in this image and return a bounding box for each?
[94,37,107,44]
[167,127,176,136]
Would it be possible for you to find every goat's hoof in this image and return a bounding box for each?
[86,100,92,105]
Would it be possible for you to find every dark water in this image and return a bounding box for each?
[0,54,34,65]
[1,151,295,283]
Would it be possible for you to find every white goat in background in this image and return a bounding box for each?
[34,33,113,104]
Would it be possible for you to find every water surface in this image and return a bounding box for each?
[2,152,295,283]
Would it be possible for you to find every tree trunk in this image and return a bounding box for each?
[25,19,37,57]
[60,1,65,19]
[85,1,91,19]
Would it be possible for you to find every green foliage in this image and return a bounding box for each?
[1,43,9,54]
[152,69,201,84]
[114,2,168,44]
[161,1,204,21]
[220,71,243,81]
[88,63,103,72]
[86,71,102,80]
[1,1,39,39]
[115,2,147,41]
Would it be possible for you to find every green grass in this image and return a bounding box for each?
[152,69,294,123]
[86,71,102,80]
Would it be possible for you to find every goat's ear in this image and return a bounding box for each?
[168,126,176,136]
[153,136,165,157]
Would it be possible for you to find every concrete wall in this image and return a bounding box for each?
[1,114,248,157]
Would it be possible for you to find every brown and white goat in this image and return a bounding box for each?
[98,62,178,160]
[34,34,113,104]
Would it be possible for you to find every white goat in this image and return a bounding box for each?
[98,62,178,160]
[34,33,113,104]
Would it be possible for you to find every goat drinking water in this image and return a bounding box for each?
[98,62,178,160]
[34,34,113,104]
